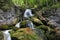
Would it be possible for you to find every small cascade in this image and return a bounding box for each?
[2,30,11,40]
[24,9,34,29]
[23,8,47,40]
[15,22,20,28]
[26,20,47,40]
[26,20,35,29]
[24,9,34,18]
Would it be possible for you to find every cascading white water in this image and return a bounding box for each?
[2,30,11,40]
[24,9,34,29]
[26,20,35,29]
[24,9,34,18]
[15,22,20,28]
[15,9,34,28]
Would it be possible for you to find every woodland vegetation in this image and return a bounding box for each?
[0,0,60,40]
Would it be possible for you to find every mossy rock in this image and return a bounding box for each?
[0,25,9,30]
[0,25,12,30]
[36,25,56,40]
[30,17,43,26]
[36,25,48,30]
[10,28,45,40]
[20,21,27,28]
[0,31,4,40]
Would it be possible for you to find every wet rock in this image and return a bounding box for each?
[55,27,60,34]
[0,7,20,29]
[47,20,60,28]
[42,8,60,28]
[47,25,60,40]
[31,17,43,26]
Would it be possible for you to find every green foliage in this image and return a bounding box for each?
[0,0,60,10]
[12,0,46,8]
[12,0,60,9]
[0,0,13,11]
[51,3,60,8]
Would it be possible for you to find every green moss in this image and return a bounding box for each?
[10,28,43,40]
[0,25,9,29]
[0,32,4,40]
[20,21,27,28]
[35,25,49,33]
[30,17,43,25]
[35,25,56,40]
[0,25,14,30]
[36,25,48,30]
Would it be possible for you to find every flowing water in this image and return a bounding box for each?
[15,22,20,28]
[24,9,47,40]
[26,20,47,40]
[2,30,11,40]
[0,9,47,40]
[24,9,34,18]
[26,20,35,29]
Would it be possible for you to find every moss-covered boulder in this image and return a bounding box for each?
[30,17,43,26]
[10,28,46,40]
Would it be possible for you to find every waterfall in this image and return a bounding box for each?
[23,9,34,29]
[15,22,20,28]
[2,30,11,40]
[24,9,46,38]
[26,20,47,40]
[26,20,35,29]
[24,9,34,29]
[24,9,34,18]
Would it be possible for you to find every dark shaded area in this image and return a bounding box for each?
[11,37,19,40]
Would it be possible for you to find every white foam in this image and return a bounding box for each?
[24,9,34,18]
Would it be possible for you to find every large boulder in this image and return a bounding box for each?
[10,28,47,40]
[0,7,19,29]
[0,0,21,29]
